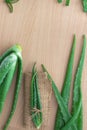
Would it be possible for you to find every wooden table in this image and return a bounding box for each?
[0,0,87,129]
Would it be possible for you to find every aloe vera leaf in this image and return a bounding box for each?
[3,46,22,130]
[72,35,86,130]
[41,65,76,125]
[57,0,62,3]
[0,59,17,113]
[30,63,42,129]
[82,0,87,12]
[61,35,86,130]
[42,64,78,130]
[5,0,19,12]
[66,0,70,6]
[0,53,17,85]
[54,35,76,130]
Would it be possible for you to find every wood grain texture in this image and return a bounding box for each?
[0,0,87,130]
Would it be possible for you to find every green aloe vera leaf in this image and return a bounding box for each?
[72,35,86,130]
[61,35,86,130]
[66,0,70,6]
[82,0,87,12]
[0,53,17,85]
[30,63,42,129]
[5,0,19,12]
[41,64,77,130]
[2,45,22,130]
[54,35,76,130]
[0,59,17,113]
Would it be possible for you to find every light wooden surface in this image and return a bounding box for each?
[0,0,87,129]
